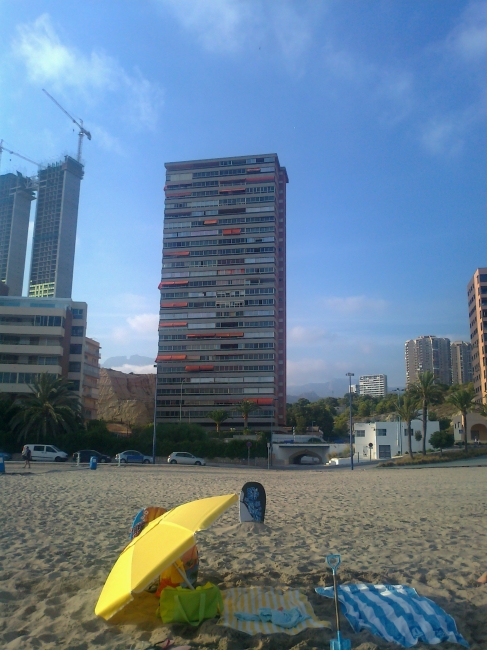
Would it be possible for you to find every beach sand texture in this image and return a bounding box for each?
[0,465,486,649]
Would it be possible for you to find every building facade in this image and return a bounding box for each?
[82,337,101,420]
[451,341,473,385]
[467,268,487,401]
[156,153,287,430]
[405,335,452,386]
[29,156,84,298]
[359,374,387,397]
[0,296,99,417]
[353,419,438,459]
[0,172,35,296]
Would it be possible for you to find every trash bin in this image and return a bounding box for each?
[89,456,97,470]
[0,456,5,474]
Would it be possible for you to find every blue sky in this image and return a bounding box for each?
[1,0,486,387]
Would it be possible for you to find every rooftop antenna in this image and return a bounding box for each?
[0,139,40,172]
[42,89,92,162]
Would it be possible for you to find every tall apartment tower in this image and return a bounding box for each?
[0,172,35,295]
[156,154,287,431]
[467,268,487,401]
[359,374,387,397]
[29,156,84,298]
[405,335,452,386]
[451,341,473,385]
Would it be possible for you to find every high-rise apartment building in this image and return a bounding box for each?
[0,296,99,417]
[29,156,84,298]
[156,154,287,430]
[467,268,487,401]
[359,374,387,397]
[0,173,35,296]
[405,335,452,386]
[451,341,473,385]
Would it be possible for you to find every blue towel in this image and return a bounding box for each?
[235,607,310,628]
[315,584,468,648]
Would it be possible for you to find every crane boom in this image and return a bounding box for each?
[42,89,92,162]
[0,139,39,171]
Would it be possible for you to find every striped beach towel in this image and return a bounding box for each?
[219,587,330,636]
[315,584,468,647]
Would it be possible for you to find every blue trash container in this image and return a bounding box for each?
[89,456,97,470]
[0,456,5,474]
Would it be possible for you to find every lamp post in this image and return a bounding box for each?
[393,388,402,455]
[152,364,158,465]
[179,378,184,422]
[346,373,354,470]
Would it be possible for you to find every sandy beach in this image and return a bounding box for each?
[1,463,486,649]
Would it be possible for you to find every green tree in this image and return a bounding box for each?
[10,374,81,443]
[397,393,420,457]
[429,430,454,454]
[206,409,230,434]
[235,399,260,429]
[410,371,444,455]
[447,386,476,452]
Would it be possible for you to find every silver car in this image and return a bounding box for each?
[167,452,206,466]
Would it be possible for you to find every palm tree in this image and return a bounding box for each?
[10,374,81,443]
[207,409,229,435]
[447,386,476,452]
[397,393,420,458]
[410,371,444,455]
[235,399,260,430]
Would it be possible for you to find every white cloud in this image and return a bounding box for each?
[323,296,387,314]
[448,1,487,62]
[126,313,159,335]
[12,14,163,130]
[288,325,335,344]
[421,116,464,156]
[287,357,348,385]
[112,363,156,374]
[89,124,124,155]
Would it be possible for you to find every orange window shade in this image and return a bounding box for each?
[255,398,274,405]
[159,280,189,287]
[187,333,216,338]
[157,354,187,361]
[204,219,218,224]
[222,228,241,235]
[165,251,190,256]
[185,365,214,371]
[159,321,187,327]
[216,332,244,338]
[246,167,260,172]
[160,302,188,308]
[219,188,245,193]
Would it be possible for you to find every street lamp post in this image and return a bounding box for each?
[179,378,184,422]
[152,364,158,465]
[346,373,354,470]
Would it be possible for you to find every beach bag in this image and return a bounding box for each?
[158,582,223,626]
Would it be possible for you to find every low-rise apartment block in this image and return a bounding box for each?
[353,419,438,459]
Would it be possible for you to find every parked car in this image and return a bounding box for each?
[0,450,12,461]
[73,450,112,464]
[115,450,152,464]
[300,455,320,464]
[23,444,68,462]
[167,452,206,466]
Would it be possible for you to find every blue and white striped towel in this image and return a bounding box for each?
[315,584,468,648]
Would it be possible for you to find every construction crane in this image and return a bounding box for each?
[0,139,40,171]
[42,89,92,162]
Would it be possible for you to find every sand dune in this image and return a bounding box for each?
[0,464,486,649]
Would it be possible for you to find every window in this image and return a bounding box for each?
[69,361,82,372]
[38,356,58,365]
[70,344,83,354]
[0,372,17,383]
[68,380,80,391]
[72,308,84,320]
[376,429,387,436]
[355,430,366,437]
[71,326,84,337]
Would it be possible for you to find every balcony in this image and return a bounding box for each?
[83,364,100,378]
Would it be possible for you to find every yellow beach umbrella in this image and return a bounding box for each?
[95,494,238,620]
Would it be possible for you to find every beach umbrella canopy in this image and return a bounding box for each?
[95,493,238,620]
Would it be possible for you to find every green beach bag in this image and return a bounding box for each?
[158,582,223,626]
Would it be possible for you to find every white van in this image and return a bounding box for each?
[23,444,68,462]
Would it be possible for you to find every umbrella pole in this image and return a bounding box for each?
[174,564,195,590]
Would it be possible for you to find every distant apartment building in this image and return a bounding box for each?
[359,374,387,397]
[0,296,99,418]
[467,268,487,401]
[405,335,451,386]
[0,172,35,296]
[451,341,473,385]
[156,154,287,430]
[29,157,84,298]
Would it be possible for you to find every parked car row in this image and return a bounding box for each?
[5,446,207,465]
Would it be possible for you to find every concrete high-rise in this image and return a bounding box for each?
[29,156,84,298]
[405,335,452,386]
[156,154,287,430]
[359,374,387,397]
[0,173,35,295]
[467,268,487,401]
[451,341,473,385]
